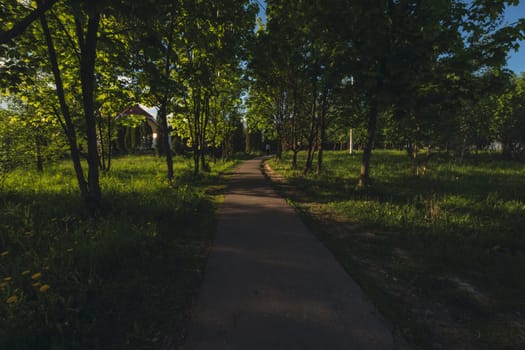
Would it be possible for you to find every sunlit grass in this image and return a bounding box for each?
[0,154,235,349]
[269,150,525,348]
[269,151,525,263]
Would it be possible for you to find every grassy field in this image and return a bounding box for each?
[267,150,525,350]
[0,155,235,349]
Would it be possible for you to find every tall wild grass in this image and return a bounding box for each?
[0,154,234,349]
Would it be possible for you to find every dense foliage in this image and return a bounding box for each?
[0,1,524,347]
[1,0,256,213]
[1,0,524,204]
[248,0,525,184]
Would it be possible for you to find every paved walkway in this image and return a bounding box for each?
[183,158,395,350]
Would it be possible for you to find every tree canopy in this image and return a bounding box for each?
[1,0,524,212]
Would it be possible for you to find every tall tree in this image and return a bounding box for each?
[126,0,182,182]
[2,0,132,214]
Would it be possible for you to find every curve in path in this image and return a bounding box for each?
[183,158,395,350]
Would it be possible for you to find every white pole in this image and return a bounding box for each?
[349,128,353,155]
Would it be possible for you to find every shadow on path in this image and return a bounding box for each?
[183,158,396,350]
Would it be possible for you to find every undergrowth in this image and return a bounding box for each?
[0,154,235,349]
[268,150,525,349]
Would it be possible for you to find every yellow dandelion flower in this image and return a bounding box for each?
[32,282,41,288]
[39,284,50,293]
[1,251,8,257]
[3,277,12,282]
[21,270,31,276]
[31,272,42,280]
[6,295,17,304]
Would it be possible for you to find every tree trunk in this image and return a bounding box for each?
[245,129,251,153]
[317,140,324,174]
[357,103,378,188]
[292,150,299,169]
[199,93,210,172]
[291,80,299,169]
[38,4,88,199]
[79,10,102,214]
[106,112,112,172]
[155,21,175,181]
[316,90,329,175]
[191,88,201,175]
[0,0,59,44]
[158,97,174,182]
[304,82,317,175]
[97,111,106,171]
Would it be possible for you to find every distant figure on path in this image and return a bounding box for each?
[265,143,270,155]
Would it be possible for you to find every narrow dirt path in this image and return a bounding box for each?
[183,158,395,350]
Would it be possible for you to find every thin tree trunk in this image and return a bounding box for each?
[158,21,174,182]
[191,88,201,175]
[316,115,325,174]
[292,150,299,169]
[304,82,317,175]
[38,4,88,199]
[200,93,210,172]
[277,138,283,159]
[316,90,329,175]
[291,81,299,169]
[245,129,251,153]
[0,0,59,44]
[106,113,112,172]
[97,111,106,171]
[357,102,378,188]
[158,97,174,182]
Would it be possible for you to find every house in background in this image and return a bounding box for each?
[115,104,161,152]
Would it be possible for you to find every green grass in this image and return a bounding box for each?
[268,150,525,349]
[0,154,236,349]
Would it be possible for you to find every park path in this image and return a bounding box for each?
[183,158,395,350]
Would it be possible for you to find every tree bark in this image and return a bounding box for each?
[357,102,378,188]
[157,22,175,182]
[158,97,174,182]
[1,0,59,44]
[200,93,210,172]
[304,82,318,175]
[191,88,201,175]
[316,89,329,174]
[106,112,112,172]
[79,9,102,214]
[291,80,299,169]
[38,4,88,199]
